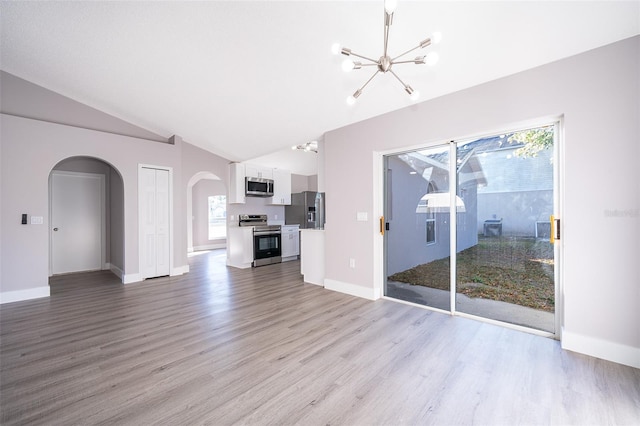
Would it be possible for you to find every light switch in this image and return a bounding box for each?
[31,216,44,225]
[356,212,368,221]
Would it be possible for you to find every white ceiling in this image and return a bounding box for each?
[1,1,638,175]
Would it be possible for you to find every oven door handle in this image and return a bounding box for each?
[253,231,282,236]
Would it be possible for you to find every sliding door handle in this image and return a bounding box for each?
[380,216,385,236]
[550,215,560,243]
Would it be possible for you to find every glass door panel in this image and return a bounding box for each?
[384,144,452,311]
[455,126,555,332]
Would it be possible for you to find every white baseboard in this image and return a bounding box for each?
[109,264,124,281]
[193,243,226,251]
[123,273,142,284]
[562,328,640,369]
[226,259,252,269]
[324,279,381,301]
[124,265,188,284]
[0,286,50,304]
[171,265,189,276]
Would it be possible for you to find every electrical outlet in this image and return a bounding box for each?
[349,258,356,268]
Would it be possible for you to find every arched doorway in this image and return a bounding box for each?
[49,156,125,280]
[186,172,226,253]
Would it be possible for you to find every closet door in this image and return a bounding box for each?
[140,167,171,279]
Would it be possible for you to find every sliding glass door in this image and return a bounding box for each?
[384,124,557,333]
[384,144,452,312]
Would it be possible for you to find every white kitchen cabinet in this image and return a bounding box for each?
[226,226,254,268]
[228,163,245,204]
[300,229,324,285]
[270,168,291,205]
[244,164,273,179]
[281,225,300,261]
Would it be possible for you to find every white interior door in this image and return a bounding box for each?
[51,171,105,274]
[140,167,171,279]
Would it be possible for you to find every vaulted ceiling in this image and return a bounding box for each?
[1,1,638,175]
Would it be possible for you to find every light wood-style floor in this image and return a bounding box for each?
[1,250,639,425]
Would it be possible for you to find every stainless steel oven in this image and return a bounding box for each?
[239,214,282,267]
[252,225,281,267]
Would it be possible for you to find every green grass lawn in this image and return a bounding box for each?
[388,237,555,312]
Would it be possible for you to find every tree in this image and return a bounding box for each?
[508,125,553,158]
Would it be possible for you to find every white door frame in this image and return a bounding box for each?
[49,170,106,276]
[138,164,174,280]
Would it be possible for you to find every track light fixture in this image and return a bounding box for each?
[291,141,318,153]
[333,0,441,105]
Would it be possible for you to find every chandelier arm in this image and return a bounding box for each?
[388,69,410,88]
[357,70,381,93]
[392,59,424,65]
[392,37,432,62]
[391,44,425,62]
[348,51,380,64]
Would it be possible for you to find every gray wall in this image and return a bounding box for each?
[291,173,318,193]
[1,72,231,297]
[386,156,450,274]
[477,190,554,237]
[386,156,478,276]
[0,71,166,143]
[227,197,285,226]
[323,36,640,367]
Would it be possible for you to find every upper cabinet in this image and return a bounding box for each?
[228,162,245,204]
[270,169,291,205]
[228,163,291,205]
[244,164,273,180]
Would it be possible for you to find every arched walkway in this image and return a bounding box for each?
[186,171,226,253]
[49,156,125,282]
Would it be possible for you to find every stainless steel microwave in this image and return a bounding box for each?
[245,176,274,197]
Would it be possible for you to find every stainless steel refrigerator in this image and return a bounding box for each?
[285,191,325,229]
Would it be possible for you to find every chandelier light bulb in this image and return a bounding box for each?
[425,52,439,66]
[410,90,420,101]
[342,59,355,72]
[431,32,443,45]
[331,42,342,55]
[346,95,357,106]
[384,0,398,14]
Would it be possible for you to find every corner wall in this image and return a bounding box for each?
[1,73,232,303]
[323,36,640,367]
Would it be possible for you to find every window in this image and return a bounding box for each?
[208,195,227,239]
[426,218,436,245]
[426,181,436,245]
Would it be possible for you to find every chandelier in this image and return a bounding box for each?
[291,140,318,153]
[333,0,441,105]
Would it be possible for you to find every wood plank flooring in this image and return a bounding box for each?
[1,249,639,425]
